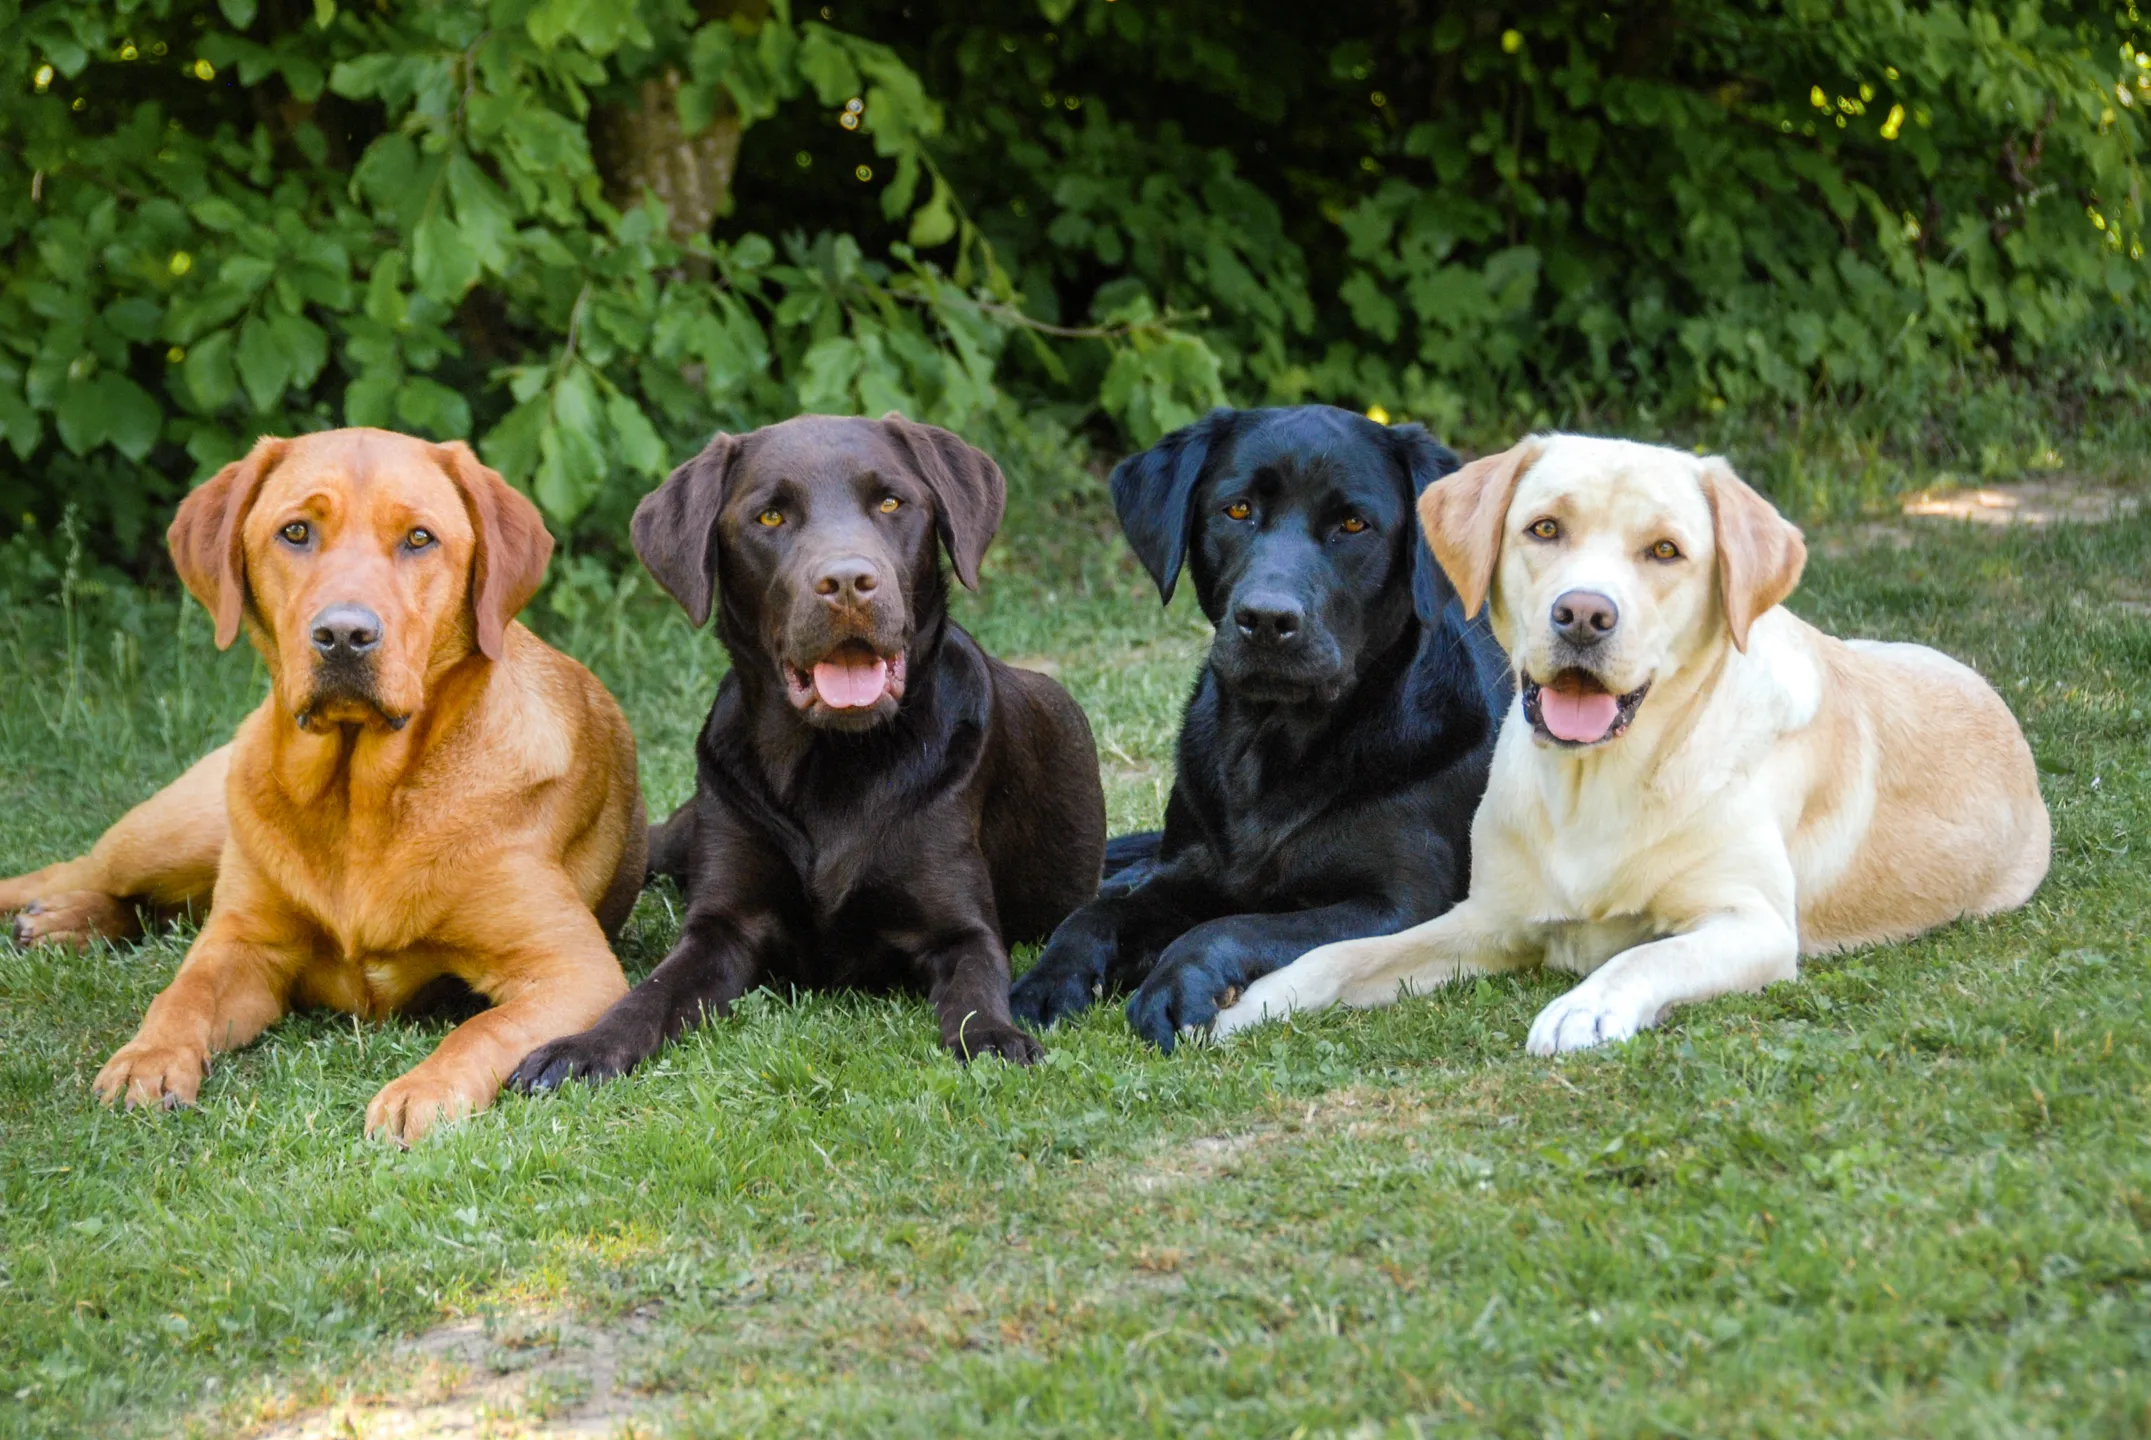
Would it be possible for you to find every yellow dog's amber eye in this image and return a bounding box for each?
[757,509,784,527]
[1651,539,1682,561]
[1224,500,1252,521]
[879,496,901,514]
[1529,517,1560,540]
[280,521,310,546]
[406,528,434,550]
[1339,516,1368,534]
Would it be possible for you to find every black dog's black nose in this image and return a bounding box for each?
[1234,598,1304,646]
[814,557,881,601]
[310,605,382,658]
[1551,589,1619,647]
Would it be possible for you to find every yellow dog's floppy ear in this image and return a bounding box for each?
[1701,458,1806,652]
[1418,439,1540,620]
[437,441,554,661]
[168,435,288,650]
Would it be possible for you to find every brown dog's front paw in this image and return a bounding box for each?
[94,1037,209,1111]
[946,1018,1042,1066]
[365,1068,489,1147]
[12,892,137,952]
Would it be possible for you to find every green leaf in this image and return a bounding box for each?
[0,382,41,462]
[218,0,260,28]
[183,329,239,411]
[907,175,957,249]
[269,312,330,391]
[344,370,398,428]
[395,377,472,439]
[235,314,293,413]
[447,153,517,274]
[411,208,480,302]
[55,374,162,461]
[605,391,666,476]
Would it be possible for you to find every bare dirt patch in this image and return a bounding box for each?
[248,1309,662,1440]
[1816,475,2143,558]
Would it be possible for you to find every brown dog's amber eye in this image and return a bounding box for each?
[280,521,310,546]
[1224,501,1252,521]
[1339,516,1368,534]
[406,528,434,550]
[757,509,784,527]
[1529,518,1560,541]
[879,496,901,514]
[1651,539,1682,561]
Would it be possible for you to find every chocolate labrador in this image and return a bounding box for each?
[511,414,1105,1087]
[1009,405,1509,1050]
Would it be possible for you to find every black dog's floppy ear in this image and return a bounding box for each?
[1109,408,1237,605]
[1391,423,1463,625]
[632,431,741,627]
[880,414,1006,590]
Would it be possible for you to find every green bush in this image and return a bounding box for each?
[0,0,2145,566]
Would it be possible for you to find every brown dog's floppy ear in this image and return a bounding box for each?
[437,441,553,661]
[1418,439,1540,620]
[631,431,739,627]
[880,413,1005,590]
[168,436,287,650]
[1701,457,1806,652]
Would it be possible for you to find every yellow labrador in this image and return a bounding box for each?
[1213,435,2050,1053]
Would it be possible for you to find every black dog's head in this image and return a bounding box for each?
[1111,405,1460,706]
[631,414,1005,732]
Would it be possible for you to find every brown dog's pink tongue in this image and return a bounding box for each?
[812,653,888,709]
[1540,686,1619,743]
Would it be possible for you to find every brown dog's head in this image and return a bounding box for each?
[167,428,552,732]
[631,414,1004,732]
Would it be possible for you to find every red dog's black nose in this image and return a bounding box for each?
[310,605,382,658]
[1551,589,1618,647]
[814,557,881,601]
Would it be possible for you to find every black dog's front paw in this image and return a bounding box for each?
[1009,952,1104,1030]
[945,1019,1042,1066]
[1127,951,1247,1053]
[508,1026,651,1094]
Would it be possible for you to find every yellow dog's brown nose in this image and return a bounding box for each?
[1551,589,1618,647]
[310,605,382,659]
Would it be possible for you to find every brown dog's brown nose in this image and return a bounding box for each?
[1551,589,1618,647]
[814,558,881,602]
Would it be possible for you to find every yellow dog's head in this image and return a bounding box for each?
[1420,434,1806,749]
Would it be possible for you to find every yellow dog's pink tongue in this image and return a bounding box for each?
[1541,686,1619,742]
[812,653,888,709]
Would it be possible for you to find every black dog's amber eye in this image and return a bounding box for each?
[405,528,434,550]
[757,509,784,527]
[1650,539,1682,561]
[1339,516,1368,534]
[1528,518,1560,541]
[878,496,901,514]
[280,521,310,546]
[1224,500,1252,521]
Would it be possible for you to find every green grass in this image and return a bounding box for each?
[3,481,2150,1438]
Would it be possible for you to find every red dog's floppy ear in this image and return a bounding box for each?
[168,436,288,650]
[1700,457,1806,652]
[1418,439,1540,621]
[437,441,554,661]
[631,430,740,627]
[880,413,1006,590]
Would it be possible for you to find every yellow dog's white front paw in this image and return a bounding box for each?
[1525,984,1660,1055]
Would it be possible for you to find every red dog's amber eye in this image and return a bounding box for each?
[280,521,310,546]
[1224,501,1252,521]
[406,528,434,550]
[1339,516,1368,534]
[1529,518,1560,540]
[1651,539,1681,561]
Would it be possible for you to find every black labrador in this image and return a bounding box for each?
[1009,404,1509,1051]
[512,414,1106,1087]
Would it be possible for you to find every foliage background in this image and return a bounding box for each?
[1,0,2148,579]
